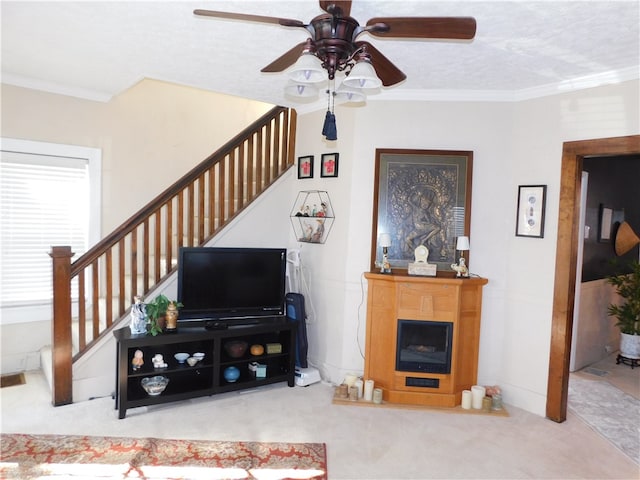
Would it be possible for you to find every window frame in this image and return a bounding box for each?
[0,138,101,325]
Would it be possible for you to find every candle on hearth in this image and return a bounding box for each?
[364,379,374,402]
[373,388,383,404]
[461,389,472,409]
[344,374,358,388]
[471,385,485,409]
[354,379,364,399]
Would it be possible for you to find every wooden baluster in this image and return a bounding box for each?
[143,218,150,291]
[91,259,100,340]
[153,210,161,282]
[198,174,205,243]
[130,230,138,303]
[228,150,236,218]
[165,200,173,272]
[77,270,86,350]
[118,239,125,316]
[105,249,113,328]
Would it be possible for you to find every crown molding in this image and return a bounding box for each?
[1,73,113,103]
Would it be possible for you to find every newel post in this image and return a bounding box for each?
[49,246,74,406]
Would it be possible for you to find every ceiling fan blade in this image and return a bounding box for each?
[193,9,305,28]
[319,1,352,17]
[366,17,476,40]
[355,41,406,87]
[261,42,309,73]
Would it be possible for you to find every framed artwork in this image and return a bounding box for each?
[297,155,314,179]
[321,153,339,178]
[598,204,613,242]
[515,185,547,238]
[371,149,473,272]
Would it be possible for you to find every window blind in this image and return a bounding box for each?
[0,151,89,305]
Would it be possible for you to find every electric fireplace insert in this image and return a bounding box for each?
[396,319,453,374]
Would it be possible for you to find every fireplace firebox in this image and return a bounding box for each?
[396,320,453,374]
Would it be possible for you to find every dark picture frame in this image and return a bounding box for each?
[515,185,547,238]
[321,153,339,178]
[297,155,314,179]
[371,149,473,272]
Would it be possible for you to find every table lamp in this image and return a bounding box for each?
[455,236,470,277]
[379,233,392,274]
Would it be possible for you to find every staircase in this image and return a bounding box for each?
[48,106,297,406]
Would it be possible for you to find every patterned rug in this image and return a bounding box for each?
[0,433,327,479]
[569,376,640,465]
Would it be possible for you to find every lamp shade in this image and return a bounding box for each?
[335,83,366,104]
[456,236,470,251]
[287,54,325,84]
[343,60,382,89]
[284,82,319,98]
[379,233,392,248]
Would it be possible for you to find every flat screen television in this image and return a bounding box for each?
[177,247,287,326]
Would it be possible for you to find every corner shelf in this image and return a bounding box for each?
[290,190,334,244]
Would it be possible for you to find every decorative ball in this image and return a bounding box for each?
[224,340,248,358]
[250,344,264,356]
[223,366,241,383]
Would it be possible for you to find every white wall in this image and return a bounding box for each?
[0,80,275,375]
[292,79,639,416]
[2,77,638,416]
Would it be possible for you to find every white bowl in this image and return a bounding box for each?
[141,375,169,396]
[174,352,189,363]
[186,357,198,367]
[193,352,205,361]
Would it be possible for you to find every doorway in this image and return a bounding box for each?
[546,134,640,422]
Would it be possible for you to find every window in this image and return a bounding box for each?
[0,138,101,324]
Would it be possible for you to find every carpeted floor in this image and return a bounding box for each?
[0,433,327,480]
[568,376,640,465]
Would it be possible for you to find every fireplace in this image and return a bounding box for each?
[396,320,453,374]
[364,273,487,407]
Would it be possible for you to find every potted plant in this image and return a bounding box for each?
[606,260,640,359]
[145,294,183,336]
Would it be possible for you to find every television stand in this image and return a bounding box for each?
[114,319,296,418]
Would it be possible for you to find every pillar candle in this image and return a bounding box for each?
[354,379,364,399]
[461,389,472,409]
[363,379,374,402]
[471,385,485,409]
[344,374,358,388]
[373,388,383,404]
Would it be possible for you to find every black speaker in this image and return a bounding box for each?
[286,292,308,368]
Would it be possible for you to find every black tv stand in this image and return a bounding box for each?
[205,320,228,330]
[114,319,296,419]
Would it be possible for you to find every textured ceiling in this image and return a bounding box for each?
[2,1,639,108]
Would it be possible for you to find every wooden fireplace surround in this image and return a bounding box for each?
[364,272,488,407]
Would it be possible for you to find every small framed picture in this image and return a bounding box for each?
[297,155,314,179]
[598,204,613,242]
[515,185,547,238]
[321,153,339,178]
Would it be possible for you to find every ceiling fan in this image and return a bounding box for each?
[194,1,476,139]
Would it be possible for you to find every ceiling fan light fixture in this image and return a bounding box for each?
[342,60,382,89]
[284,82,319,98]
[287,53,325,84]
[335,84,366,104]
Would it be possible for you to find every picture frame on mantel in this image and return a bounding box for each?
[297,155,314,179]
[515,185,547,238]
[371,149,473,272]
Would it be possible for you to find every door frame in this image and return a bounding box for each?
[546,134,640,422]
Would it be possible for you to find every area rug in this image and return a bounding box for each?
[569,376,640,465]
[0,433,327,480]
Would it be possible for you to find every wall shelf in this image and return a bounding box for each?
[290,190,334,244]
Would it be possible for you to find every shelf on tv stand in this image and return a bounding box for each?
[113,319,296,418]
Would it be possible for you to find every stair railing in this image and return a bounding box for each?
[50,106,296,406]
